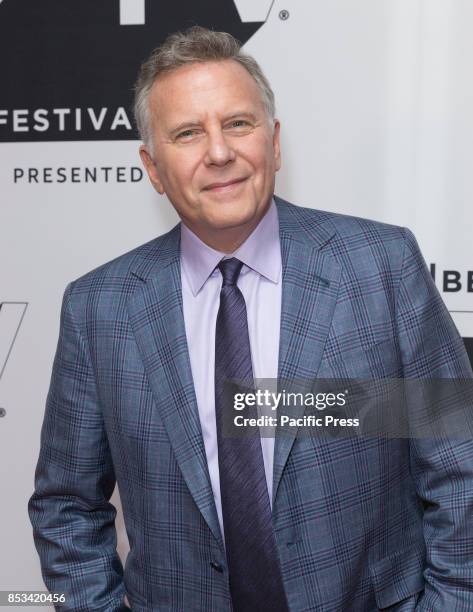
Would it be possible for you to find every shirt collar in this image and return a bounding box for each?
[180,198,281,297]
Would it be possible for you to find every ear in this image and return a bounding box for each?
[139,145,165,194]
[272,119,281,172]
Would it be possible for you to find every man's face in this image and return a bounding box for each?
[140,59,281,243]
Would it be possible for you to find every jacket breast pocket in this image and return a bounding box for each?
[369,544,425,610]
[320,336,402,378]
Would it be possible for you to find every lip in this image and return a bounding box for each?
[203,177,248,191]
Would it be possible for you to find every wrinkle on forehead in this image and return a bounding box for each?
[148,59,267,134]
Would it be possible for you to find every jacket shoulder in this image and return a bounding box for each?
[274,195,408,244]
[274,196,418,291]
[67,223,180,296]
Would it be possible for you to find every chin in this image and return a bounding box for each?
[206,205,258,230]
[208,194,265,220]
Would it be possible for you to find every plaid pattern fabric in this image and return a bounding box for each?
[28,196,473,611]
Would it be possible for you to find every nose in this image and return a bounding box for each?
[203,127,236,167]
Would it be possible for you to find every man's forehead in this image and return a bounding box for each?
[148,60,264,121]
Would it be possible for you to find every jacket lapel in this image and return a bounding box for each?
[126,226,224,552]
[272,200,342,506]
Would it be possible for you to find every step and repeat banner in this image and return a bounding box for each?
[1,0,472,606]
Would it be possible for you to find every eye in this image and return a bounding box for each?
[176,129,197,139]
[230,119,249,128]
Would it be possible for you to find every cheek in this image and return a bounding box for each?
[163,163,195,194]
[249,137,277,173]
[253,150,276,186]
[172,155,203,187]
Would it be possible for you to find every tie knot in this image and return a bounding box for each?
[218,257,244,286]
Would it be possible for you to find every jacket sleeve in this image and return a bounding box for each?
[395,229,473,611]
[28,282,130,612]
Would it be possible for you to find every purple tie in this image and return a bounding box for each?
[214,258,289,612]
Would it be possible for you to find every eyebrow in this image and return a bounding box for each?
[223,111,258,123]
[168,111,258,138]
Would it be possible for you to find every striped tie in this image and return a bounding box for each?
[214,257,289,612]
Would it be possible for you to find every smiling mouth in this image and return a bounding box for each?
[203,177,248,192]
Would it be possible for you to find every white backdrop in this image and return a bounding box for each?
[1,1,472,608]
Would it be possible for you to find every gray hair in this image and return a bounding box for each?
[133,25,276,150]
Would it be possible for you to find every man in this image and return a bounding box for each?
[29,26,473,611]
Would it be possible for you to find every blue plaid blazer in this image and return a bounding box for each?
[29,197,473,611]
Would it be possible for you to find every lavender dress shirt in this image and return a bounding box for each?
[180,199,282,541]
